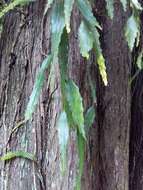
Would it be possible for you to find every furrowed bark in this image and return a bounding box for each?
[129,10,143,190]
[0,1,97,190]
[0,1,133,190]
[96,1,131,190]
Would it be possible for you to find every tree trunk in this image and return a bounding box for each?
[0,1,132,190]
[129,10,143,190]
[96,1,131,190]
[0,1,97,190]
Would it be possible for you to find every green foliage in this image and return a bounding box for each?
[136,50,143,70]
[105,0,114,19]
[51,1,65,57]
[57,111,69,174]
[125,0,142,51]
[78,21,94,59]
[25,55,52,120]
[64,0,74,33]
[58,28,68,82]
[125,14,140,51]
[1,0,143,189]
[1,151,36,161]
[48,1,66,92]
[76,0,101,30]
[65,80,86,139]
[75,132,85,190]
[76,0,107,85]
[58,29,75,128]
[97,54,108,86]
[58,30,86,187]
[103,0,142,52]
[131,0,142,10]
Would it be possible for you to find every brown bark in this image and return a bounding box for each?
[129,11,143,190]
[129,71,143,190]
[0,1,96,190]
[96,1,131,190]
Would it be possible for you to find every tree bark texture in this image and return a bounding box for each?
[95,1,131,190]
[129,10,143,190]
[0,1,132,190]
[0,1,97,190]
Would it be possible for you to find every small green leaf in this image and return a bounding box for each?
[58,29,75,127]
[76,0,107,85]
[78,21,94,59]
[51,1,65,57]
[91,28,108,86]
[125,14,140,51]
[105,0,114,19]
[85,106,95,129]
[65,80,86,139]
[57,111,69,174]
[64,0,74,33]
[88,25,107,86]
[75,131,85,190]
[93,33,108,86]
[59,28,68,82]
[25,55,52,120]
[120,0,127,11]
[1,151,36,161]
[97,54,108,86]
[136,50,143,70]
[93,29,108,86]
[131,0,142,10]
[76,0,101,30]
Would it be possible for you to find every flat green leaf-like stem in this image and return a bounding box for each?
[64,0,74,33]
[75,131,85,190]
[25,55,52,120]
[51,1,65,56]
[125,14,140,51]
[76,0,101,30]
[65,80,86,139]
[1,151,36,162]
[78,21,94,59]
[57,111,69,174]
